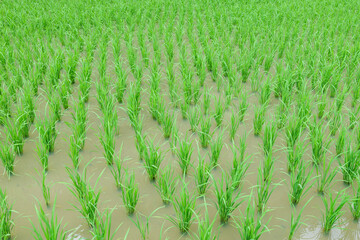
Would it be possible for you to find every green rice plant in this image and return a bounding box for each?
[322,190,348,233]
[41,170,51,207]
[69,135,80,170]
[180,100,189,120]
[69,98,88,150]
[0,89,11,125]
[169,122,179,154]
[236,193,269,240]
[287,141,306,174]
[143,138,163,181]
[210,132,224,167]
[316,156,337,195]
[329,108,341,136]
[203,89,210,115]
[79,59,92,103]
[121,170,139,215]
[348,106,359,130]
[317,92,327,119]
[31,199,66,240]
[131,209,159,240]
[36,138,48,172]
[349,177,360,220]
[285,114,302,148]
[253,104,266,136]
[213,96,224,127]
[0,188,13,239]
[195,200,218,240]
[156,166,178,205]
[288,200,310,240]
[188,106,200,133]
[198,115,212,148]
[309,118,330,166]
[0,139,15,177]
[4,117,24,155]
[109,148,123,189]
[177,136,193,175]
[213,173,242,224]
[48,93,62,122]
[250,68,261,92]
[195,152,211,196]
[170,181,196,233]
[259,79,271,105]
[262,151,274,183]
[161,111,174,139]
[135,131,147,161]
[66,167,101,227]
[36,115,57,153]
[289,160,314,205]
[229,110,240,140]
[231,144,249,190]
[59,78,71,110]
[335,126,346,157]
[114,61,127,104]
[22,85,35,123]
[66,49,79,85]
[262,120,278,156]
[99,118,116,166]
[256,162,276,213]
[338,144,360,185]
[16,104,31,139]
[91,209,119,240]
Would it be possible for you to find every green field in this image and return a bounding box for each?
[1,0,360,239]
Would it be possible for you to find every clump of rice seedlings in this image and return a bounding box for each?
[276,98,290,129]
[177,136,193,175]
[110,148,123,189]
[143,138,163,181]
[322,190,348,233]
[335,126,346,157]
[231,144,249,190]
[48,92,62,122]
[161,111,174,139]
[156,166,178,205]
[229,110,240,140]
[317,92,327,119]
[203,89,210,115]
[253,104,266,136]
[210,132,224,167]
[259,79,271,105]
[131,211,156,240]
[188,106,200,133]
[195,199,218,240]
[213,96,225,127]
[0,188,13,239]
[114,61,127,104]
[256,163,275,213]
[0,140,15,177]
[339,144,360,185]
[316,156,337,194]
[349,177,360,220]
[68,135,80,170]
[79,59,92,103]
[289,160,314,205]
[66,167,101,227]
[348,106,359,130]
[309,118,330,166]
[69,97,88,150]
[0,89,11,125]
[170,181,196,233]
[180,100,189,120]
[31,199,66,240]
[99,117,116,166]
[198,115,212,148]
[262,120,278,156]
[169,122,179,154]
[214,173,241,224]
[36,115,57,153]
[15,104,31,139]
[36,139,48,172]
[121,170,139,215]
[135,130,147,161]
[236,193,269,240]
[4,117,25,155]
[287,141,306,174]
[289,200,310,240]
[195,152,211,196]
[329,108,341,136]
[41,170,51,207]
[262,151,274,184]
[285,114,302,149]
[91,209,119,240]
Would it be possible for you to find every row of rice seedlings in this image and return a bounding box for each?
[0,139,15,177]
[177,135,193,175]
[143,138,163,181]
[0,188,13,239]
[121,169,139,215]
[36,113,57,153]
[170,182,196,233]
[156,167,178,205]
[66,167,101,227]
[31,199,66,240]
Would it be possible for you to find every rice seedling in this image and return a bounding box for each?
[259,79,271,105]
[99,118,116,166]
[195,152,211,196]
[188,106,200,133]
[41,170,51,207]
[198,115,212,148]
[236,193,270,240]
[287,141,306,174]
[317,92,327,119]
[289,160,314,205]
[316,156,337,194]
[285,114,302,149]
[348,106,359,130]
[262,120,278,156]
[31,199,66,240]
[213,172,242,224]
[135,131,147,161]
[170,181,196,233]
[36,139,49,172]
[109,148,123,189]
[180,100,189,120]
[114,62,127,104]
[203,89,210,115]
[329,108,341,137]
[156,166,178,205]
[195,199,218,240]
[177,136,193,175]
[59,78,71,110]
[210,132,224,167]
[335,126,346,157]
[169,122,179,154]
[0,188,13,239]
[229,110,240,140]
[231,144,249,190]
[0,140,15,177]
[161,111,174,139]
[349,177,360,220]
[91,209,119,240]
[121,170,139,215]
[338,144,360,185]
[309,118,331,166]
[253,104,266,136]
[322,190,348,233]
[262,151,274,184]
[288,200,310,240]
[36,115,57,153]
[143,138,163,181]
[213,96,225,127]
[4,117,25,155]
[69,97,88,150]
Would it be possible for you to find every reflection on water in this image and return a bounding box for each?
[66,225,87,240]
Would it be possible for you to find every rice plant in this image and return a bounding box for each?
[31,199,66,240]
[287,141,306,174]
[109,148,123,189]
[316,156,337,194]
[210,132,223,167]
[288,200,310,240]
[213,96,225,127]
[161,111,174,139]
[188,106,200,132]
[195,199,218,240]
[0,140,15,177]
[195,152,211,196]
[339,144,360,185]
[0,188,13,239]
[262,120,278,156]
[121,170,139,215]
[4,117,25,155]
[36,139,49,172]
[285,114,302,149]
[349,177,360,220]
[256,161,276,213]
[231,143,249,190]
[203,89,210,115]
[229,110,240,140]
[143,138,163,181]
[156,167,178,205]
[289,160,314,205]
[198,115,212,148]
[170,181,196,233]
[91,209,119,240]
[309,118,330,166]
[213,173,242,224]
[322,190,348,233]
[41,170,51,207]
[99,117,116,166]
[36,115,57,153]
[131,210,158,240]
[177,136,193,175]
[253,104,266,136]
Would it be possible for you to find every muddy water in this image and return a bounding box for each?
[1,38,359,240]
